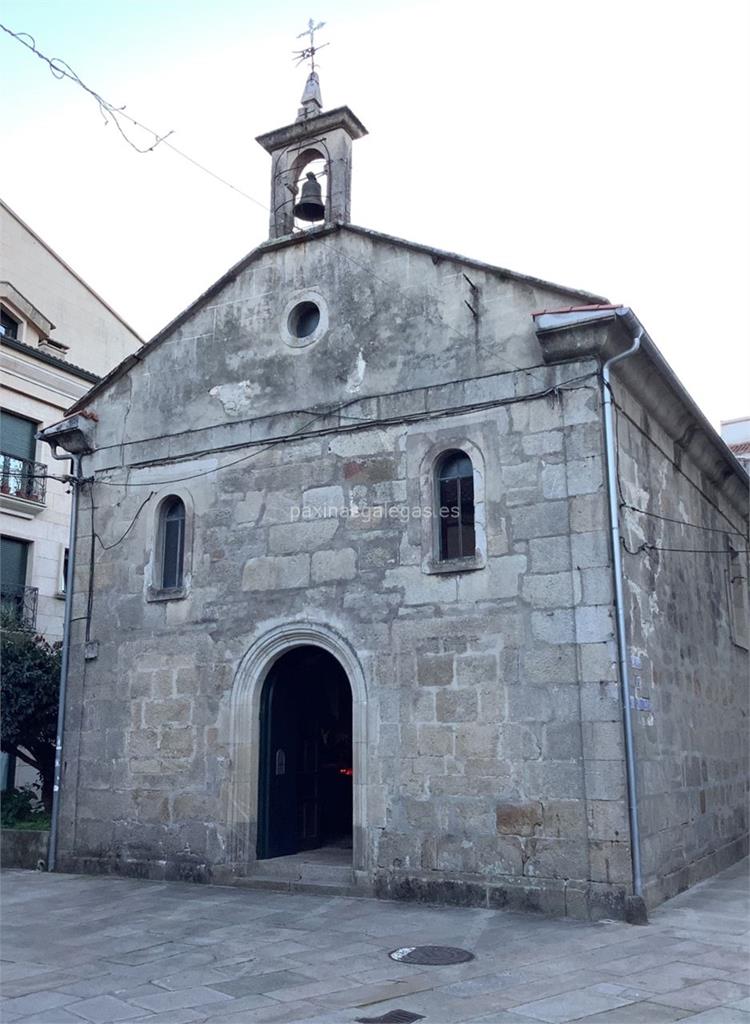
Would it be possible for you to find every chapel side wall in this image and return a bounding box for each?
[613,379,750,907]
[57,362,631,917]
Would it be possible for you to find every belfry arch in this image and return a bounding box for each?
[226,623,369,872]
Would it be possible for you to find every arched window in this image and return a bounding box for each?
[437,450,476,561]
[159,497,186,589]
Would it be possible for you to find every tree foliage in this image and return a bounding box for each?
[1,614,61,811]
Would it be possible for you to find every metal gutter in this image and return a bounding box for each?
[601,308,644,903]
[534,304,649,915]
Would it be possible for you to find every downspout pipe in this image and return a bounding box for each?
[44,443,82,873]
[602,309,646,917]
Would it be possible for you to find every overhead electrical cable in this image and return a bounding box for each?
[0,21,564,393]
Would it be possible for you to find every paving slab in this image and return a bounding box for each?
[209,971,314,998]
[1,858,748,1023]
[11,1010,87,1024]
[509,983,636,1023]
[624,961,734,994]
[0,960,60,982]
[128,1013,204,1024]
[682,1011,750,1024]
[63,994,147,1022]
[127,987,234,1013]
[650,979,750,1012]
[554,1003,692,1023]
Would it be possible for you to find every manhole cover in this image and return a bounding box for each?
[389,945,475,965]
[355,1012,425,1024]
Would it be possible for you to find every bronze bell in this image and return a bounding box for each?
[293,172,325,222]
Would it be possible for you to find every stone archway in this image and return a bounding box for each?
[226,622,369,873]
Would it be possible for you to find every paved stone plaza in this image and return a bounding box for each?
[1,860,748,1024]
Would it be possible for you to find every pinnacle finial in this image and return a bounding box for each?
[298,70,323,120]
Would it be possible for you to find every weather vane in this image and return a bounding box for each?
[293,18,328,73]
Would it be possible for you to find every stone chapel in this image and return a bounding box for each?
[42,70,749,920]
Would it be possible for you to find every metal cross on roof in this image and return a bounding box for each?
[293,18,329,72]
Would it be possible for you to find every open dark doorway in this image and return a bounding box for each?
[258,646,353,861]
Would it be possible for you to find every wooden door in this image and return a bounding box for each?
[259,669,298,859]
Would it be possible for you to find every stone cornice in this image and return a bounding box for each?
[535,313,749,521]
[255,106,368,153]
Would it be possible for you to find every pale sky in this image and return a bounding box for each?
[1,0,748,429]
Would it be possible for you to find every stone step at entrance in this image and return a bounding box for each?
[234,845,374,897]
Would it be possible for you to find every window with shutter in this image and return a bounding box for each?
[1,411,37,462]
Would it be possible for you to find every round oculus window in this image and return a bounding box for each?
[288,301,320,339]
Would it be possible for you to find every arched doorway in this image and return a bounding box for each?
[257,646,353,861]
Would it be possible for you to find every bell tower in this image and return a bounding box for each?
[255,24,367,239]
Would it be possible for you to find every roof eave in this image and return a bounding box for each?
[1,335,100,384]
[533,307,750,495]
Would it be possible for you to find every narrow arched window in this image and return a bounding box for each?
[159,497,185,589]
[437,450,475,561]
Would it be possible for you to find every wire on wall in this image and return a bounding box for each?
[88,374,598,489]
[620,502,746,539]
[84,488,156,641]
[611,396,747,542]
[622,538,748,557]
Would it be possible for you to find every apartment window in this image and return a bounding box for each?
[159,497,186,590]
[437,449,476,561]
[0,536,36,627]
[0,411,46,503]
[1,410,36,462]
[0,307,20,339]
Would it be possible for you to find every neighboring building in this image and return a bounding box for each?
[1,198,142,786]
[722,416,750,472]
[43,76,749,919]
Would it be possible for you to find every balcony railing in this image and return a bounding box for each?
[0,452,47,504]
[0,584,39,629]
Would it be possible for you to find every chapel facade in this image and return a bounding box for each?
[43,74,749,920]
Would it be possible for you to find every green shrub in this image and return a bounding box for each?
[1,614,61,811]
[1,785,49,829]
